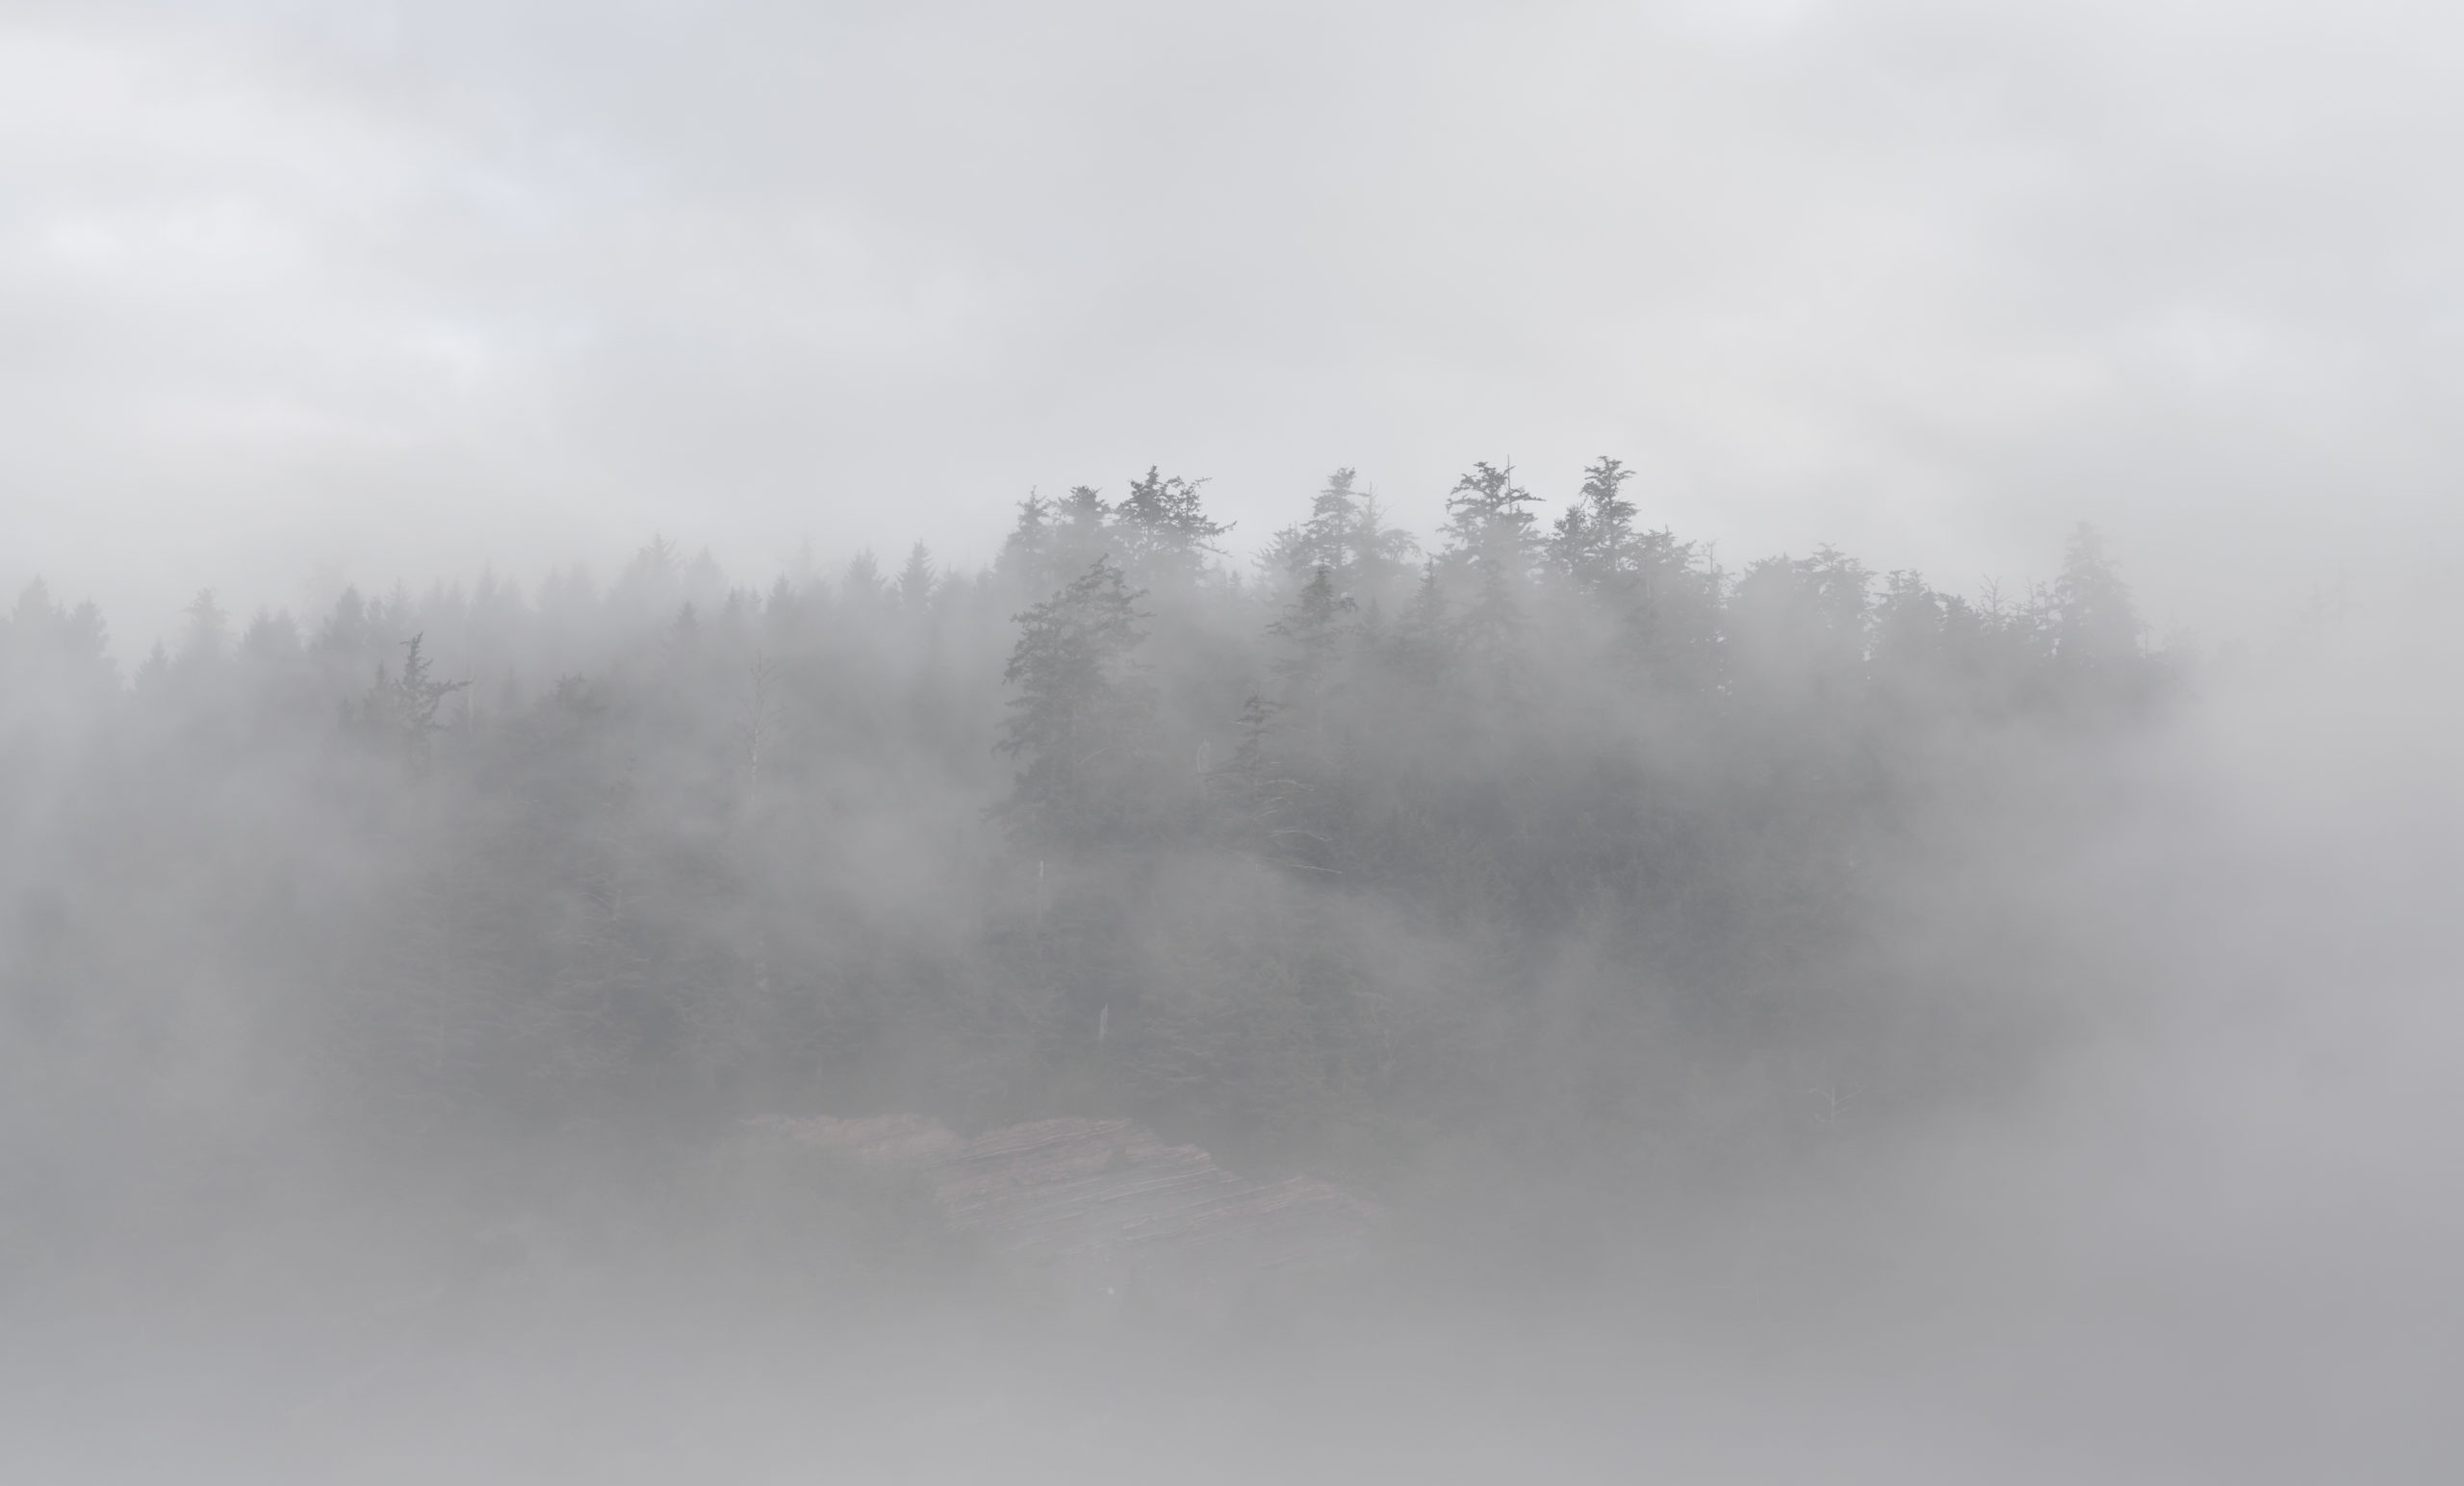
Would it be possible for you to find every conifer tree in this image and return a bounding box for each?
[1115,467,1228,585]
[996,557,1159,846]
[1728,548,1870,705]
[1389,559,1456,684]
[1264,469,1419,606]
[1441,460,1541,578]
[178,590,229,668]
[1439,461,1541,657]
[995,493,1054,592]
[896,543,937,612]
[359,633,469,766]
[2053,524,2142,670]
[1226,566,1362,873]
[842,550,886,606]
[1020,485,1115,593]
[1548,457,1639,591]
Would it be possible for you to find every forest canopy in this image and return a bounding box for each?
[0,463,2168,1223]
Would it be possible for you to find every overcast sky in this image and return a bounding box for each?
[5,0,2459,650]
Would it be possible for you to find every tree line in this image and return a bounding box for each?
[0,461,2165,1219]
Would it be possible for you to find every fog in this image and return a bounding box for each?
[11,0,2464,641]
[6,5,2463,1484]
[3,481,2455,1481]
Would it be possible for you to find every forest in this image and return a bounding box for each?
[0,460,2171,1282]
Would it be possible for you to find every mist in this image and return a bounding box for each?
[13,0,2464,641]
[7,3,2463,1482]
[3,474,2453,1482]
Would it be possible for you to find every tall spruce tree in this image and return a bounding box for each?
[357,632,469,767]
[2053,524,2142,670]
[1225,567,1361,872]
[1115,467,1227,586]
[996,556,1159,847]
[1548,457,1639,591]
[1264,469,1418,602]
[1440,461,1541,657]
[896,543,937,612]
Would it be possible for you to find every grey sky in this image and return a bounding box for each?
[5,0,2458,649]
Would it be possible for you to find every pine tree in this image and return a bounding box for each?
[1440,461,1540,657]
[2052,524,2142,671]
[0,580,114,701]
[842,550,886,606]
[1267,566,1359,696]
[1115,467,1228,585]
[1441,460,1541,578]
[1728,548,1870,704]
[1345,491,1420,601]
[1389,559,1456,684]
[1263,470,1354,583]
[896,543,937,612]
[995,492,1054,591]
[996,557,1159,846]
[1870,571,1943,667]
[1548,457,1639,591]
[1225,566,1361,873]
[1264,469,1418,602]
[359,633,469,767]
[1021,485,1115,594]
[177,590,229,669]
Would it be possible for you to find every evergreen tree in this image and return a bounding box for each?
[1344,491,1420,602]
[1262,470,1355,583]
[357,633,469,767]
[896,543,938,612]
[1728,548,1870,704]
[996,557,1159,847]
[1548,457,1639,591]
[842,550,886,606]
[1115,467,1228,585]
[1439,461,1541,655]
[1267,566,1359,697]
[1869,571,1945,678]
[240,610,304,665]
[995,492,1054,591]
[1225,567,1361,872]
[177,590,229,668]
[1264,469,1417,602]
[2053,524,2142,671]
[1441,460,1542,578]
[1388,559,1456,684]
[1009,485,1115,594]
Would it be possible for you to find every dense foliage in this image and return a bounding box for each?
[0,464,2165,1209]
